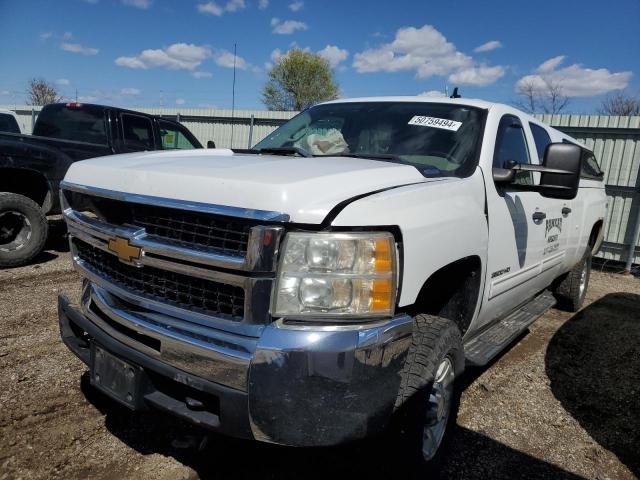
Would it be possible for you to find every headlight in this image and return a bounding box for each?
[272,232,397,319]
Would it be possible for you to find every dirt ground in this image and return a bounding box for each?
[1,230,639,480]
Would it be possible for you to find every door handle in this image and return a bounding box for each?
[532,211,547,222]
[562,207,572,215]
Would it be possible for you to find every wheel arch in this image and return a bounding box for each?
[0,168,52,213]
[403,255,483,336]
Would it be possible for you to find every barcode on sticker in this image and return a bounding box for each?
[408,116,462,131]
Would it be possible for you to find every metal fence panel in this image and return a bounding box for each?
[2,104,638,265]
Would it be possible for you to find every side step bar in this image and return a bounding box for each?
[464,290,556,366]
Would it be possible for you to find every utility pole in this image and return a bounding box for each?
[230,42,237,148]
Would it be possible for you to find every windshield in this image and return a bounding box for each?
[254,102,485,177]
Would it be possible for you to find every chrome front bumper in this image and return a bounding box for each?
[60,293,413,446]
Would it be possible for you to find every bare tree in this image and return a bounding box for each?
[598,92,640,116]
[27,78,62,106]
[514,78,539,113]
[515,77,569,114]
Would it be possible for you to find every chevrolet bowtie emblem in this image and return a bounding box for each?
[108,237,142,262]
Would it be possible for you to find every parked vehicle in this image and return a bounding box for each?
[57,97,606,469]
[0,109,21,134]
[0,102,203,267]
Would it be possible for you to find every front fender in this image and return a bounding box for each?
[331,169,488,307]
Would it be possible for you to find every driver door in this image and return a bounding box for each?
[476,114,548,326]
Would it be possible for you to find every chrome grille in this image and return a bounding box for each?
[66,190,253,256]
[74,238,246,320]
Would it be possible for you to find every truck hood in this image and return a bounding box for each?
[64,149,430,224]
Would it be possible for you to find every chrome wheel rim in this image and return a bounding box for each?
[0,211,32,252]
[579,261,588,298]
[422,357,455,461]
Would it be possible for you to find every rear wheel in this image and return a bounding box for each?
[0,193,48,268]
[394,314,464,472]
[553,249,592,312]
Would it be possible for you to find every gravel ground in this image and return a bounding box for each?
[1,231,639,480]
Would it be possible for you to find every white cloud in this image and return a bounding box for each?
[258,0,268,9]
[61,42,99,55]
[536,55,565,73]
[418,90,446,97]
[40,32,53,40]
[448,65,505,86]
[121,87,141,95]
[225,0,245,12]
[56,78,70,86]
[271,17,308,34]
[192,71,213,78]
[175,98,186,105]
[317,45,349,68]
[198,103,218,108]
[352,24,504,86]
[82,0,99,4]
[122,0,151,9]
[214,50,249,69]
[198,1,223,15]
[288,0,303,11]
[115,43,211,70]
[517,56,633,97]
[1,90,11,96]
[197,0,245,16]
[62,31,73,40]
[474,40,502,53]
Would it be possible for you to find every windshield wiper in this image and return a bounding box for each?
[254,146,313,158]
[331,152,402,163]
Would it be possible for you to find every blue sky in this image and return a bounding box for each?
[0,0,638,112]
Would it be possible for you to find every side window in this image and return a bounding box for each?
[529,123,552,161]
[158,120,198,149]
[494,115,532,185]
[582,150,604,180]
[121,114,154,150]
[0,113,20,134]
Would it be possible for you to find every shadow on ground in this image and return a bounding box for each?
[81,372,583,480]
[546,292,640,477]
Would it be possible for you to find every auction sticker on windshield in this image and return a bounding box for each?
[408,116,462,131]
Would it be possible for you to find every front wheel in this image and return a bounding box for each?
[0,192,48,268]
[394,314,465,472]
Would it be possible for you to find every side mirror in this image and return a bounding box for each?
[540,143,581,199]
[207,140,216,148]
[491,143,582,200]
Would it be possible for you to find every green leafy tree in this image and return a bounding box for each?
[262,49,339,111]
[27,78,62,106]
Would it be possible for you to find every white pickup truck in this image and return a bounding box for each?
[58,97,606,468]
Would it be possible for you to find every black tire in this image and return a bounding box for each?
[393,314,465,474]
[0,192,48,268]
[553,248,592,312]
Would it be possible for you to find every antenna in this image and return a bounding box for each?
[160,89,164,107]
[75,88,78,103]
[230,42,237,148]
[445,85,449,97]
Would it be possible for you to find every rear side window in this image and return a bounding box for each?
[494,115,532,185]
[529,123,552,160]
[33,105,107,144]
[0,113,20,134]
[582,150,604,180]
[121,114,154,150]
[158,120,198,149]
